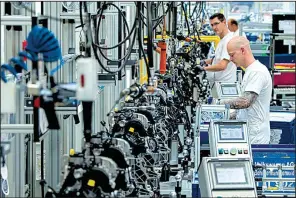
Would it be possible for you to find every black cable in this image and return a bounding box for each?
[191,2,202,21]
[92,29,136,73]
[40,140,45,198]
[153,2,174,30]
[93,2,136,63]
[137,2,150,79]
[79,2,84,29]
[91,10,138,73]
[189,2,191,18]
[79,1,135,69]
[79,1,90,57]
[79,1,131,73]
[135,1,168,22]
[181,2,191,37]
[153,16,164,30]
[155,2,161,12]
[94,3,131,50]
[195,26,201,41]
[95,18,135,63]
[146,2,154,70]
[141,11,163,22]
[139,2,174,30]
[139,13,147,26]
[83,1,88,12]
[138,3,142,62]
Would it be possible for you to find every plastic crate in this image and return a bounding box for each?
[270,112,295,144]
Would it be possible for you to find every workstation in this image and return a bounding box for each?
[0,1,295,198]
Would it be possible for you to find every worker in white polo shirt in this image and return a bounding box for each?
[221,36,272,144]
[198,13,237,88]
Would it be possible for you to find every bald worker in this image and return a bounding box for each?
[227,18,246,37]
[221,36,272,144]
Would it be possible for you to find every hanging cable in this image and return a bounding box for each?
[94,2,131,50]
[146,2,154,70]
[90,4,138,73]
[1,64,18,82]
[136,2,150,79]
[152,2,174,30]
[138,2,174,31]
[181,2,191,37]
[92,2,136,64]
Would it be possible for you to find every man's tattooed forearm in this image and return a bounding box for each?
[223,91,258,109]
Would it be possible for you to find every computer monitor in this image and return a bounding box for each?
[218,124,245,141]
[221,84,239,95]
[212,161,249,186]
[198,157,257,197]
[211,82,241,101]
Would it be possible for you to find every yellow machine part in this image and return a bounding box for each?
[192,35,220,48]
[139,58,148,85]
[154,35,221,48]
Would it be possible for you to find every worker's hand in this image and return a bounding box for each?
[195,65,205,72]
[200,60,207,67]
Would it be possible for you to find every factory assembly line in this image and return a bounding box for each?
[0,1,295,198]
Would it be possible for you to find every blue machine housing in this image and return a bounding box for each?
[252,144,295,191]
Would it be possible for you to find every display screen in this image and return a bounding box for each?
[215,167,247,184]
[221,85,238,95]
[219,124,244,141]
[211,162,251,188]
[201,111,225,124]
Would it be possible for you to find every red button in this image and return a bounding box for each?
[22,40,28,61]
[244,150,248,154]
[80,75,85,87]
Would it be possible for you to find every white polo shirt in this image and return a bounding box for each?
[237,60,272,144]
[207,32,237,86]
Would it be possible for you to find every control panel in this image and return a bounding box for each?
[198,157,257,198]
[208,120,252,160]
[211,82,241,102]
[195,105,230,147]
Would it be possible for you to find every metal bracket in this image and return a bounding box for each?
[1,124,34,134]
[60,12,87,21]
[98,73,116,86]
[1,15,32,26]
[270,33,295,40]
[24,107,79,115]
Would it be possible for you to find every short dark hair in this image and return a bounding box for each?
[229,19,238,26]
[209,13,225,22]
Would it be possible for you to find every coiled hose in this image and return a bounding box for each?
[1,25,63,83]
